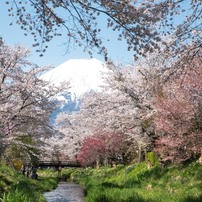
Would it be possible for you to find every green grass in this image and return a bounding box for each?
[0,164,58,202]
[65,162,202,202]
[2,162,200,202]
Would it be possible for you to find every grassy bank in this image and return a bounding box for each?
[0,163,58,202]
[64,162,202,202]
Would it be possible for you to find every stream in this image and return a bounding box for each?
[44,182,84,202]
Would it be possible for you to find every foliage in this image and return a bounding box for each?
[0,163,58,202]
[68,162,202,202]
[77,134,105,167]
[77,132,131,167]
[4,1,202,62]
[3,135,41,168]
[153,57,202,163]
[53,47,202,166]
[0,41,70,160]
[1,1,202,169]
[1,1,201,168]
[0,188,31,202]
[55,64,152,161]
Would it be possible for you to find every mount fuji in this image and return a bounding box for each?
[42,58,107,97]
[41,58,107,119]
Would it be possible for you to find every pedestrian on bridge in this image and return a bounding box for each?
[21,164,26,175]
[26,164,32,178]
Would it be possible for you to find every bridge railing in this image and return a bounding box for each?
[37,160,80,168]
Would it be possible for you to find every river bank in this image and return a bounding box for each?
[0,162,202,202]
[0,164,58,202]
[65,162,202,202]
[0,163,83,202]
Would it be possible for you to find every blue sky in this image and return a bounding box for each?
[0,1,134,67]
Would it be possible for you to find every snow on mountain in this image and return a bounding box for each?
[42,58,107,99]
[41,58,108,121]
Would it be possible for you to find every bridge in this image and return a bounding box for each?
[37,160,80,168]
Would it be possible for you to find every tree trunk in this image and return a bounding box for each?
[104,155,108,166]
[199,150,202,165]
[96,156,100,169]
[138,145,142,162]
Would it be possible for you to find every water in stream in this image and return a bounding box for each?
[44,182,84,202]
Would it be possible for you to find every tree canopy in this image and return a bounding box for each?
[5,0,202,60]
[1,1,202,166]
[0,41,70,162]
[54,51,202,165]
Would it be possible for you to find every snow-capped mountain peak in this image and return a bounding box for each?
[42,58,107,98]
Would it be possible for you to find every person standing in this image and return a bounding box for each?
[21,164,26,175]
[26,164,32,177]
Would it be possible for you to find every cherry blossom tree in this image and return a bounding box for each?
[4,1,201,60]
[55,62,154,163]
[54,51,201,165]
[55,90,137,161]
[77,134,105,167]
[153,56,202,164]
[0,41,70,162]
[104,62,157,159]
[77,131,131,167]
